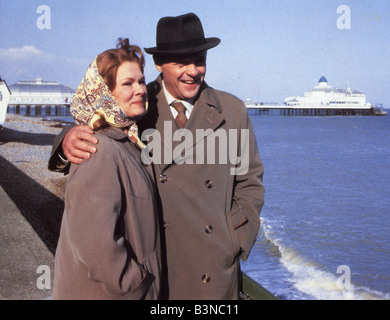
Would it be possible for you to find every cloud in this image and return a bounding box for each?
[0,46,47,66]
[3,45,45,56]
[0,45,87,89]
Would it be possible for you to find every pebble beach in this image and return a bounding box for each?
[0,114,68,299]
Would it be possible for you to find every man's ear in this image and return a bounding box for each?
[153,55,163,72]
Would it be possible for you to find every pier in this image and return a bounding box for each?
[246,103,386,116]
[247,76,387,116]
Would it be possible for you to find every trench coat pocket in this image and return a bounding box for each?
[228,198,248,258]
[118,265,155,300]
[230,198,248,230]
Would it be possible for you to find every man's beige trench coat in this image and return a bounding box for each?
[137,75,265,299]
[52,127,162,300]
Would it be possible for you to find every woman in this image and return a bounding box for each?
[52,38,161,300]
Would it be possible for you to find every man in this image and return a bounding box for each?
[49,13,264,299]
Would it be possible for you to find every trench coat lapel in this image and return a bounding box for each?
[184,85,224,146]
[170,84,225,166]
[150,76,225,171]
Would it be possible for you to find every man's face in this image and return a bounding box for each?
[155,52,207,101]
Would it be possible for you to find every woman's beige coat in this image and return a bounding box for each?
[52,126,161,300]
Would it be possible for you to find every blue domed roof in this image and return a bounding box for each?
[319,76,328,83]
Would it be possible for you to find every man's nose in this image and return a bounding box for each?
[185,63,199,76]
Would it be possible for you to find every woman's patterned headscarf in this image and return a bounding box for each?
[70,57,146,149]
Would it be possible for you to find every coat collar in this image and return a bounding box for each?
[146,74,225,170]
[150,74,225,133]
[97,126,128,141]
[151,74,224,127]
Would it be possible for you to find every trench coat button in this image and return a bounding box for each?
[205,180,213,189]
[159,174,168,183]
[205,225,214,234]
[202,274,211,283]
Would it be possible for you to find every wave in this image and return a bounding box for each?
[259,217,390,300]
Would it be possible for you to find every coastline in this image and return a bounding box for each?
[0,115,67,299]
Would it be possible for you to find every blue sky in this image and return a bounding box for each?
[1,0,389,107]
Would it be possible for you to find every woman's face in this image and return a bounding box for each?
[112,61,147,119]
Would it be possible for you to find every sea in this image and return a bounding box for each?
[241,112,390,300]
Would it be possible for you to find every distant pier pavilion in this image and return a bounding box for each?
[246,76,386,116]
[6,77,74,117]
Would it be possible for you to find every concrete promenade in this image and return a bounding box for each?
[0,116,67,300]
[0,185,54,300]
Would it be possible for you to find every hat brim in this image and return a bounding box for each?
[144,37,221,55]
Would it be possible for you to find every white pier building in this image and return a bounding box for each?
[246,76,384,116]
[7,77,74,117]
[284,76,371,109]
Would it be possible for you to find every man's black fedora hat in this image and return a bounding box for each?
[144,13,221,55]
